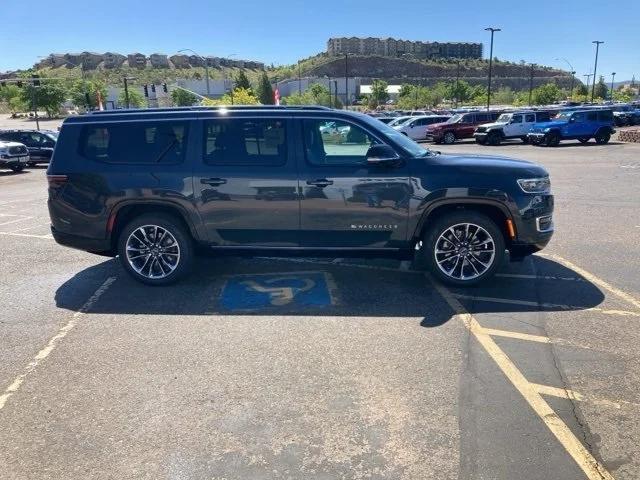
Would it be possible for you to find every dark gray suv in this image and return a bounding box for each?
[47,106,554,286]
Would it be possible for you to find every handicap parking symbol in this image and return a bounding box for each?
[221,271,335,311]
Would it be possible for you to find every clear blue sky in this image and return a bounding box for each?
[1,0,637,81]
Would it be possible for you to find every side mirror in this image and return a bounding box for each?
[366,144,400,166]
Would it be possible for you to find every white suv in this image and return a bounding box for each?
[393,115,452,140]
[0,141,30,172]
[474,111,551,145]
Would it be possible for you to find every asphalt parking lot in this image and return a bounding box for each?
[1,138,639,479]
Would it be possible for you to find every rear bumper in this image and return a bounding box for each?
[51,226,113,255]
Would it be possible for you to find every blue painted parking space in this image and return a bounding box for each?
[220,271,335,311]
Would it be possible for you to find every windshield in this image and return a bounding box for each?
[497,114,512,122]
[360,114,432,157]
[388,116,411,127]
[446,114,463,124]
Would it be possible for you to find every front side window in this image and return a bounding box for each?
[572,112,586,123]
[80,121,189,164]
[525,114,536,123]
[303,119,377,166]
[511,115,523,124]
[203,119,287,166]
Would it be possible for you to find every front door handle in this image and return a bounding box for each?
[306,179,333,188]
[201,177,227,187]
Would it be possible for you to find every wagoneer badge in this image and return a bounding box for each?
[350,224,398,230]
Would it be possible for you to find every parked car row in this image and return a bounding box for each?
[0,129,57,173]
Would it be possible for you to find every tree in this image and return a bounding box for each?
[235,70,252,92]
[68,79,107,110]
[492,87,516,105]
[171,88,200,106]
[368,79,389,108]
[613,85,635,103]
[593,76,608,100]
[203,87,259,105]
[0,84,27,114]
[20,79,67,117]
[118,87,146,108]
[530,83,562,105]
[447,80,473,106]
[282,83,340,107]
[256,72,274,105]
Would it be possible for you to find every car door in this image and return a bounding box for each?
[192,116,300,247]
[506,114,525,137]
[406,118,426,140]
[297,117,411,248]
[567,112,589,137]
[522,113,536,136]
[460,113,480,138]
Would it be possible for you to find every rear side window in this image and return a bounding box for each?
[79,121,189,164]
[598,110,613,122]
[525,114,535,122]
[536,112,551,122]
[587,112,598,121]
[203,119,287,166]
[475,113,489,122]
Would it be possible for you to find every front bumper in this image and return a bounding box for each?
[508,194,554,259]
[473,132,488,140]
[424,132,442,142]
[527,132,547,144]
[0,155,30,167]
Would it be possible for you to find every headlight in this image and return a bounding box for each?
[517,177,550,194]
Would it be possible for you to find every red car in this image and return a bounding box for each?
[425,110,504,144]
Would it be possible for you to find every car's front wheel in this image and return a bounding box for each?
[595,131,611,144]
[486,131,501,146]
[117,214,194,285]
[544,131,561,147]
[10,164,24,172]
[420,211,505,286]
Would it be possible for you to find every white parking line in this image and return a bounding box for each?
[496,273,585,282]
[0,216,33,226]
[0,232,52,240]
[0,277,116,412]
[432,280,614,480]
[8,223,51,233]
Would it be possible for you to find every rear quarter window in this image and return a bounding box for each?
[78,121,189,164]
[598,111,613,122]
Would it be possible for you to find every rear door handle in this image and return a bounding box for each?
[306,179,333,188]
[201,177,227,187]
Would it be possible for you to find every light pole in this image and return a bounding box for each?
[610,72,616,102]
[528,64,535,106]
[344,53,349,109]
[454,59,461,109]
[484,27,501,111]
[178,49,210,96]
[591,41,604,102]
[555,58,576,98]
[583,74,593,99]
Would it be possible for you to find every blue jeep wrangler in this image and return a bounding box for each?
[528,109,615,146]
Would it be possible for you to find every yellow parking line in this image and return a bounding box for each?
[432,280,615,480]
[538,253,640,311]
[481,327,550,343]
[0,277,116,412]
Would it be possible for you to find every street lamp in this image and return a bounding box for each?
[591,41,604,102]
[555,58,576,98]
[484,27,501,111]
[610,72,616,102]
[178,48,210,96]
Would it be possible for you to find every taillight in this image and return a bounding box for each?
[47,174,68,186]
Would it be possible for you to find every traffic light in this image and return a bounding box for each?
[143,84,149,97]
[31,74,40,86]
[162,83,168,93]
[151,84,156,93]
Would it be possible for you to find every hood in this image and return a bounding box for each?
[532,119,567,130]
[477,121,507,130]
[0,140,25,148]
[423,152,548,178]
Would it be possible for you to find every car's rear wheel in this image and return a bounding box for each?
[595,131,611,144]
[419,211,505,286]
[442,131,456,144]
[10,164,24,172]
[117,214,193,285]
[544,131,560,147]
[486,132,501,146]
[578,137,590,144]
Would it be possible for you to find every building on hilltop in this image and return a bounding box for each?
[327,37,482,60]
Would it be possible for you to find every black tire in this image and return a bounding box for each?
[544,131,560,147]
[417,211,505,287]
[521,136,529,144]
[442,131,456,144]
[595,131,610,144]
[578,137,590,144]
[486,131,501,146]
[117,213,194,285]
[475,137,487,145]
[10,164,24,172]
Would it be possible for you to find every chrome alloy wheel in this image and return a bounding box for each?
[434,223,496,281]
[125,225,180,279]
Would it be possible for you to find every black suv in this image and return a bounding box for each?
[0,129,57,166]
[47,106,554,286]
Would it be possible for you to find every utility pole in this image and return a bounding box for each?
[484,27,501,111]
[298,60,302,94]
[583,74,593,98]
[528,64,535,106]
[31,75,40,130]
[569,71,576,99]
[610,72,616,102]
[455,59,460,109]
[334,80,338,107]
[123,77,130,108]
[591,40,604,102]
[344,54,349,109]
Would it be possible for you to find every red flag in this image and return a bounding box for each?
[274,87,280,106]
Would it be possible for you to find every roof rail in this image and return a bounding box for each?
[88,105,333,115]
